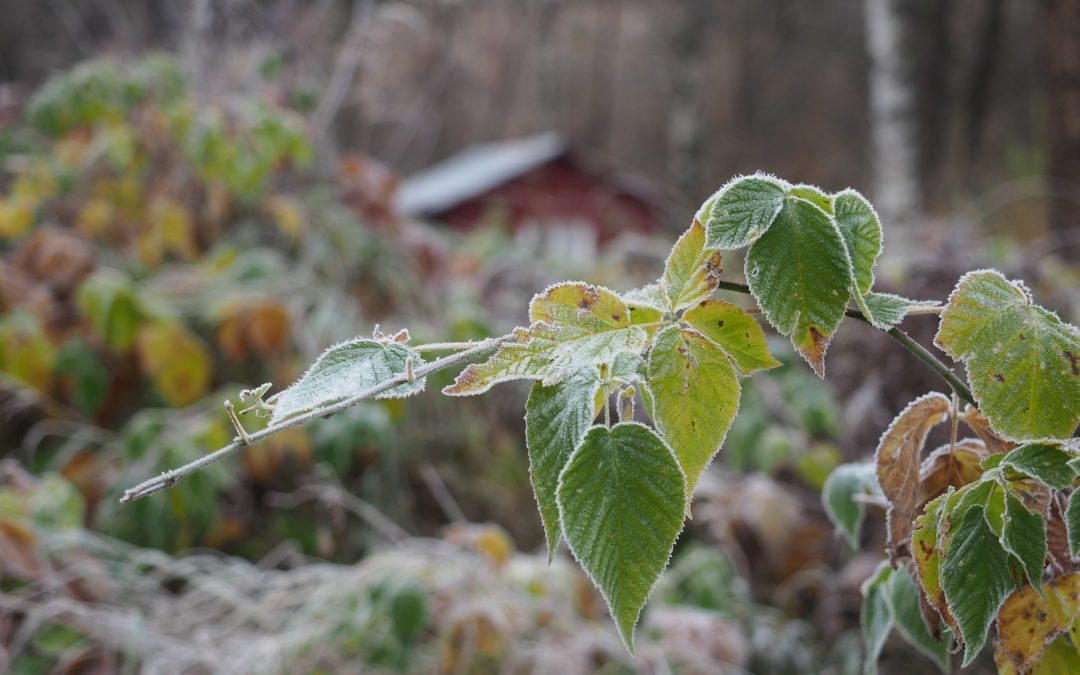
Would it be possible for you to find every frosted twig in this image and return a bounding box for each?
[120,335,511,503]
[223,400,251,445]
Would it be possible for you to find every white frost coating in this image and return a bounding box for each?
[270,338,425,423]
[696,172,790,250]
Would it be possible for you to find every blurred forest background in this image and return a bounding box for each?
[0,0,1078,673]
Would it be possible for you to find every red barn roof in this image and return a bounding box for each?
[396,133,667,244]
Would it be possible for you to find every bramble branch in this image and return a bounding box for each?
[119,335,511,503]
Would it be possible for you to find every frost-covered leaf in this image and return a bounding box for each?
[682,300,781,375]
[876,392,952,560]
[832,189,881,297]
[1000,489,1047,590]
[557,423,687,651]
[860,292,941,331]
[960,406,1018,455]
[861,561,893,675]
[940,502,1016,666]
[699,174,787,250]
[1002,443,1077,491]
[662,220,724,312]
[745,196,853,377]
[271,338,425,423]
[443,324,557,396]
[912,492,957,633]
[935,270,1080,442]
[622,283,667,313]
[822,461,878,549]
[647,326,740,492]
[1067,490,1080,559]
[995,572,1080,672]
[525,369,601,561]
[884,564,951,673]
[787,184,833,214]
[917,439,989,507]
[529,282,648,382]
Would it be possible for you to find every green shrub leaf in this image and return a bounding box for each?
[1000,490,1047,590]
[884,564,951,673]
[941,503,1016,666]
[832,189,881,297]
[860,292,940,331]
[699,174,787,250]
[271,338,425,423]
[860,561,894,675]
[647,325,740,492]
[557,422,687,651]
[821,461,878,549]
[525,369,602,561]
[1067,490,1080,559]
[682,300,782,375]
[787,184,834,214]
[662,219,724,312]
[745,196,853,377]
[1001,443,1077,490]
[935,270,1080,442]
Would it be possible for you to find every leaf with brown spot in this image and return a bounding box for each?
[996,572,1080,672]
[662,219,724,312]
[912,492,959,634]
[876,392,952,561]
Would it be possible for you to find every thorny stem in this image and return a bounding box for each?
[714,280,976,407]
[119,335,512,503]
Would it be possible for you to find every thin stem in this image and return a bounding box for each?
[714,280,976,407]
[119,335,511,503]
[413,340,490,353]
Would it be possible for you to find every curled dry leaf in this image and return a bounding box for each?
[917,438,990,511]
[960,406,1018,455]
[875,392,951,562]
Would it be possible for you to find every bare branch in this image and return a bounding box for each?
[119,335,511,504]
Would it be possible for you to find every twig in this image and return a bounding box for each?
[714,280,976,407]
[412,340,490,353]
[120,335,511,503]
[419,464,467,523]
[223,401,250,445]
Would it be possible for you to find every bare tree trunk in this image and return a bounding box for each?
[865,0,919,226]
[667,0,710,204]
[1043,0,1080,230]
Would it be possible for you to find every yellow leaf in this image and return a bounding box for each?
[136,322,212,407]
[996,573,1080,672]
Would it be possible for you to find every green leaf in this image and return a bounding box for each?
[1000,489,1047,590]
[1066,489,1080,559]
[745,196,853,377]
[443,324,557,396]
[271,338,425,423]
[883,564,951,673]
[647,325,740,492]
[787,184,833,214]
[832,189,881,297]
[940,502,1016,666]
[1002,443,1076,490]
[662,220,724,312]
[557,423,687,651]
[529,282,648,382]
[860,292,941,331]
[934,270,1080,442]
[861,561,894,675]
[822,462,878,549]
[682,300,782,375]
[699,174,787,250]
[525,369,601,561]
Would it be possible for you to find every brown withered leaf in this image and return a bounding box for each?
[960,405,1017,455]
[875,391,951,562]
[1046,493,1079,574]
[917,438,990,510]
[995,572,1080,672]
